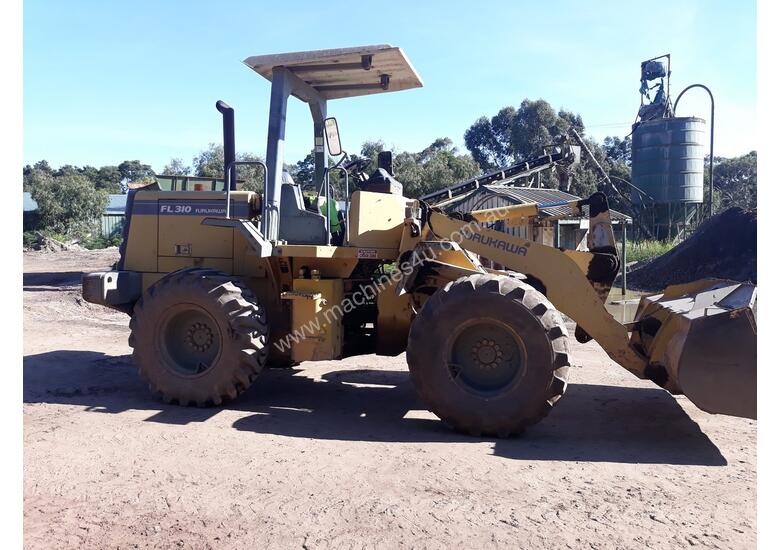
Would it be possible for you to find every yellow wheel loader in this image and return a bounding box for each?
[82,45,756,436]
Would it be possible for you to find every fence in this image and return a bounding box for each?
[101,213,125,238]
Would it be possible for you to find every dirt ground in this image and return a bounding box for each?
[23,249,756,549]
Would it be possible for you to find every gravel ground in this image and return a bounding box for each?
[23,249,756,549]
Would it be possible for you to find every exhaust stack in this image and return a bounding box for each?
[216,100,236,191]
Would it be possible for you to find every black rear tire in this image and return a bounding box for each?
[129,268,268,406]
[406,273,570,437]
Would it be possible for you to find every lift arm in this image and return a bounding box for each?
[418,193,649,378]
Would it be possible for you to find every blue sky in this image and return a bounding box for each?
[24,0,756,172]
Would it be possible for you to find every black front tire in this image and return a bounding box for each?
[406,273,570,437]
[129,268,268,406]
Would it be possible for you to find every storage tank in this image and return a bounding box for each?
[631,116,705,204]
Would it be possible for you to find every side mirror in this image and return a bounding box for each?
[324,117,342,156]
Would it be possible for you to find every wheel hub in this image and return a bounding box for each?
[472,338,503,369]
[449,321,526,394]
[187,322,215,352]
[159,306,222,376]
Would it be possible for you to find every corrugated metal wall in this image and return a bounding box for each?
[631,116,705,204]
[101,214,125,238]
[446,192,531,239]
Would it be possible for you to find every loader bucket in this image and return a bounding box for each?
[630,279,756,419]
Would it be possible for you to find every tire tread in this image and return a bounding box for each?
[407,273,570,437]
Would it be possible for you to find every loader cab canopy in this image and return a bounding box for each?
[244,45,422,243]
[243,45,423,100]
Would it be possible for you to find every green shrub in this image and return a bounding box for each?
[30,173,108,238]
[82,233,123,250]
[22,231,39,249]
[621,240,675,264]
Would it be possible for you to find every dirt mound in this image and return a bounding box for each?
[629,207,757,292]
[27,233,85,253]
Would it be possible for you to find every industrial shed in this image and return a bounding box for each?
[101,194,128,238]
[443,185,632,250]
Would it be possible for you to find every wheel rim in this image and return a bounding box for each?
[447,319,527,395]
[159,304,222,376]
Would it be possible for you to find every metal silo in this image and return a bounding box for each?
[631,116,705,205]
[628,54,714,240]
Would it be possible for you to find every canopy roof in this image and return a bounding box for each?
[243,44,423,100]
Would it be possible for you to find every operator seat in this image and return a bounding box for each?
[278,171,329,245]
